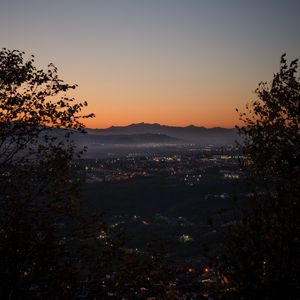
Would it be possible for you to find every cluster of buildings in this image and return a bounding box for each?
[75,149,244,186]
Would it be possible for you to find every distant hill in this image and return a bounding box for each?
[72,132,179,145]
[85,123,240,145]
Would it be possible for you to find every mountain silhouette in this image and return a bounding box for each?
[73,132,179,145]
[85,123,239,145]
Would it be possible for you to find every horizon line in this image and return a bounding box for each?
[85,122,237,130]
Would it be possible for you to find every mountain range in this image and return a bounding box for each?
[83,123,240,145]
[74,132,179,145]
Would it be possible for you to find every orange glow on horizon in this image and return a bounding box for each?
[68,58,251,130]
[77,90,246,129]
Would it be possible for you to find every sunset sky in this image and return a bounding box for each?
[1,0,300,128]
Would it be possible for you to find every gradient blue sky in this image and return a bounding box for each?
[1,0,299,128]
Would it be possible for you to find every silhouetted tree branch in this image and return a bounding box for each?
[0,48,94,299]
[218,54,300,299]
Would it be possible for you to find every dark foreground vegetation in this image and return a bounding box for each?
[0,49,299,299]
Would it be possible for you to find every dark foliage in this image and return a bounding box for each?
[218,54,300,299]
[0,48,94,299]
